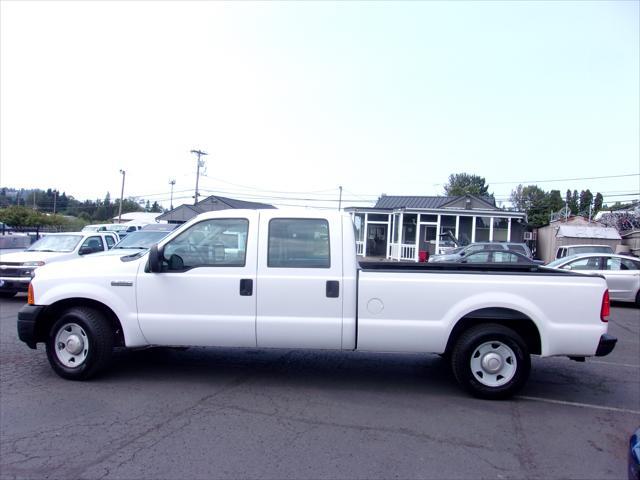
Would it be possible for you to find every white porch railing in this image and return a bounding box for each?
[389,243,417,261]
[355,241,364,256]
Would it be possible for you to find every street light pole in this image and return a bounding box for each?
[169,179,176,210]
[118,169,126,223]
[338,186,343,211]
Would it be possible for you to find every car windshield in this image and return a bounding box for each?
[571,246,612,254]
[109,225,129,232]
[26,235,83,252]
[113,231,169,249]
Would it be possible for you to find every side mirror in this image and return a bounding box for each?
[79,246,95,255]
[562,264,572,270]
[459,251,466,257]
[148,243,163,272]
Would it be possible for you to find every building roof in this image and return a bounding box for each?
[373,194,497,210]
[155,195,275,223]
[204,195,276,210]
[556,225,621,240]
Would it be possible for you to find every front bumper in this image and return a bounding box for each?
[17,304,46,349]
[595,334,617,357]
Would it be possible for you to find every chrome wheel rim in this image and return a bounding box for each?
[470,341,517,387]
[54,323,89,368]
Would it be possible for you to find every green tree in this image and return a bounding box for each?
[149,201,163,213]
[579,189,594,214]
[547,190,564,213]
[593,192,604,215]
[567,190,579,214]
[444,173,491,197]
[509,185,549,227]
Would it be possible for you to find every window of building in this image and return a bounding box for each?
[475,217,491,242]
[403,214,417,243]
[458,216,473,245]
[368,214,389,222]
[493,218,509,242]
[268,219,330,268]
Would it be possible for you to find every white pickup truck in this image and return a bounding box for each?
[17,209,617,399]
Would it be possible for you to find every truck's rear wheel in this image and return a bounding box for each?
[451,323,530,400]
[45,307,114,380]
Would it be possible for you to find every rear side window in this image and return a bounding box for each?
[105,236,115,249]
[508,244,526,255]
[606,257,640,271]
[268,219,330,268]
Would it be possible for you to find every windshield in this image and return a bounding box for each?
[570,246,612,254]
[113,231,169,249]
[109,225,128,232]
[27,235,83,252]
[81,226,100,232]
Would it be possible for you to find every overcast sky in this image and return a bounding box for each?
[1,1,638,210]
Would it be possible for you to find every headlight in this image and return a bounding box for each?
[22,261,45,267]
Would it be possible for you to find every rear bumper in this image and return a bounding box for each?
[17,305,46,349]
[595,334,617,357]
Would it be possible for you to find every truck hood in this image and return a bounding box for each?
[93,248,148,257]
[0,251,75,264]
[33,251,145,281]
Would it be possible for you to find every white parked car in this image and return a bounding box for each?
[555,244,614,260]
[17,210,616,399]
[0,231,118,298]
[546,253,640,305]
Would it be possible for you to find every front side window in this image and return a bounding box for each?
[163,218,248,270]
[105,236,115,249]
[268,219,330,268]
[81,236,104,251]
[565,257,601,270]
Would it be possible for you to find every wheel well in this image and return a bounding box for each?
[36,298,125,347]
[445,308,541,355]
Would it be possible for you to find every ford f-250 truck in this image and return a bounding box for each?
[17,209,617,399]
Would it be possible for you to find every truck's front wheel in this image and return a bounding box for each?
[451,324,530,400]
[46,307,114,380]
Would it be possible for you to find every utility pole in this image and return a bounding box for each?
[338,186,343,211]
[191,149,207,205]
[169,179,176,210]
[32,191,36,210]
[53,191,57,214]
[118,169,126,223]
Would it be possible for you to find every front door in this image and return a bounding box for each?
[136,213,258,347]
[256,214,343,349]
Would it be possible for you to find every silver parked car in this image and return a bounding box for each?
[546,253,640,306]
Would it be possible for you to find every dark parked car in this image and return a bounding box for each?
[457,250,537,265]
[430,242,533,262]
[630,428,640,480]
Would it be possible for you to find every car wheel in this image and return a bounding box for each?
[45,307,114,380]
[636,290,640,308]
[0,291,18,299]
[451,323,530,400]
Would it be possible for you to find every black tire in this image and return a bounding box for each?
[0,291,18,298]
[45,307,114,380]
[451,323,530,400]
[635,290,640,308]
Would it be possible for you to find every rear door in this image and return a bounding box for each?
[602,256,640,302]
[256,213,343,349]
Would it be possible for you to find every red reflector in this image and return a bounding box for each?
[600,290,610,322]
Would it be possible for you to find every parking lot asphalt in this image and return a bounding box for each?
[1,295,638,480]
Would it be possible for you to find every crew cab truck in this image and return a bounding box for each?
[17,210,617,399]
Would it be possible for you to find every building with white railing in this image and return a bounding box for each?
[346,194,528,262]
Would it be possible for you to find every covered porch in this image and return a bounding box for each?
[350,209,526,262]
